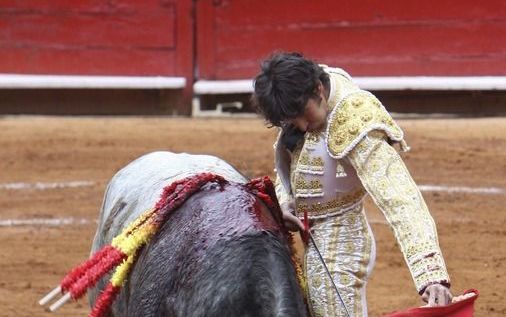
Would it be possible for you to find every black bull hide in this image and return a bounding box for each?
[89,152,307,317]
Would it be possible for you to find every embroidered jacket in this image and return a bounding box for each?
[273,66,450,293]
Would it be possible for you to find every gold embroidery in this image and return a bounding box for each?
[326,91,404,158]
[305,131,322,147]
[326,217,344,316]
[336,112,348,124]
[305,205,373,317]
[296,188,366,217]
[298,153,310,166]
[335,162,347,178]
[298,152,325,174]
[361,111,373,122]
[348,134,450,292]
[341,274,350,285]
[314,157,324,166]
[348,122,360,135]
[294,175,324,197]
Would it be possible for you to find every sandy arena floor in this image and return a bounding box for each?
[0,116,505,317]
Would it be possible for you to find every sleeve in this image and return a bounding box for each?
[273,133,295,209]
[274,174,293,207]
[347,131,450,293]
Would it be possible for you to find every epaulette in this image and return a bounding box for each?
[320,65,352,81]
[325,90,405,159]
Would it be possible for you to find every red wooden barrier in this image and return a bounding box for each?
[0,0,193,78]
[196,0,506,79]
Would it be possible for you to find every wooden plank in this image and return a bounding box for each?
[216,24,504,57]
[212,23,505,76]
[0,11,175,49]
[197,0,506,78]
[213,0,506,24]
[0,0,187,76]
[0,47,177,76]
[196,0,217,79]
[174,0,195,114]
[0,1,171,13]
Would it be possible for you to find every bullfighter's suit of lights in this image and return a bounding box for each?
[274,66,450,317]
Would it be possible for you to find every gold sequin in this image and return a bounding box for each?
[360,112,373,122]
[351,98,362,107]
[348,123,360,135]
[335,131,347,144]
[336,112,348,124]
[341,274,351,285]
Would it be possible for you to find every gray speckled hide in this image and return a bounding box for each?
[91,151,247,250]
[88,151,307,317]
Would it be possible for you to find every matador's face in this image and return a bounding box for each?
[287,82,329,133]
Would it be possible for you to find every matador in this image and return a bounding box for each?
[251,52,452,316]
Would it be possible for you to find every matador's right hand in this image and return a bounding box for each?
[280,200,305,232]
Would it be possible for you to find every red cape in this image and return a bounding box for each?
[383,289,478,317]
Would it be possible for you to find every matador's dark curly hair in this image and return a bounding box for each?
[251,52,329,127]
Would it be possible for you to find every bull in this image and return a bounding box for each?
[84,151,307,317]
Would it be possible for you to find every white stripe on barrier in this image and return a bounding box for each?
[419,185,504,195]
[0,217,91,227]
[0,181,94,190]
[193,77,506,94]
[368,217,477,225]
[0,74,186,89]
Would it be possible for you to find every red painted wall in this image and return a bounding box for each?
[0,0,193,79]
[1,1,504,82]
[196,0,506,79]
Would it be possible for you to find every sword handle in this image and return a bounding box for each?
[301,209,309,245]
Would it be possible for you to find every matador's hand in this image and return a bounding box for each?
[280,200,304,232]
[421,283,452,307]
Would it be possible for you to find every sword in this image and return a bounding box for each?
[303,210,352,317]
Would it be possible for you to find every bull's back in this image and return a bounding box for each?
[88,152,246,309]
[88,152,307,316]
[91,151,247,250]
